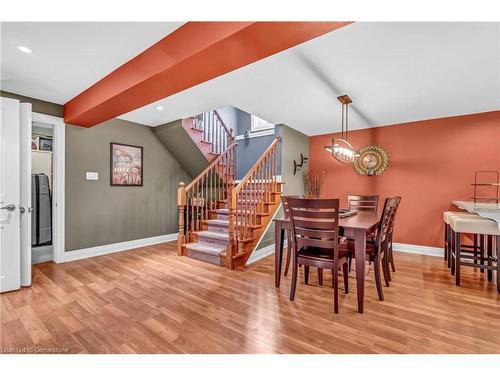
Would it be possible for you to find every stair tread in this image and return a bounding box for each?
[184,242,226,255]
[196,230,229,240]
[204,219,262,229]
[206,219,230,226]
[213,208,269,216]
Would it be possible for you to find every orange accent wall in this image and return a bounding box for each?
[309,111,500,249]
[64,21,351,127]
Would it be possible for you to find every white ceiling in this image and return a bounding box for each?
[119,22,500,135]
[1,22,498,134]
[1,22,184,104]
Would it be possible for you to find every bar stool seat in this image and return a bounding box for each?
[450,217,500,236]
[449,215,500,293]
[443,211,479,265]
[443,211,477,224]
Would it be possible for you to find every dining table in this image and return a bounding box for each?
[274,212,380,313]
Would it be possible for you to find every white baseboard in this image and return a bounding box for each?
[62,233,178,263]
[32,245,53,264]
[246,240,443,264]
[246,240,288,265]
[393,242,443,257]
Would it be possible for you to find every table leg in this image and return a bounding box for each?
[275,223,285,288]
[354,228,366,313]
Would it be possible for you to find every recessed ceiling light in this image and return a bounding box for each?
[17,45,33,54]
[155,105,164,111]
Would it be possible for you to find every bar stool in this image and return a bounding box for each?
[443,211,480,268]
[449,215,500,292]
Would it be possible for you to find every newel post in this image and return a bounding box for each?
[227,186,236,269]
[177,182,186,256]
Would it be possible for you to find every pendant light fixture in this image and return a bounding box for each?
[324,94,360,164]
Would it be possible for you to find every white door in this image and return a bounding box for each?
[0,97,21,293]
[20,103,32,286]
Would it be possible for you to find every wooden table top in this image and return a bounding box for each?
[274,212,380,230]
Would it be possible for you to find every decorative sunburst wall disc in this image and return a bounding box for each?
[353,145,389,176]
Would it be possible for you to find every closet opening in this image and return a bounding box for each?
[31,123,53,263]
[30,112,65,265]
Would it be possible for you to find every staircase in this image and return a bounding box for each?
[177,111,282,269]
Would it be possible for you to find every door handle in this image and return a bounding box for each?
[1,204,16,211]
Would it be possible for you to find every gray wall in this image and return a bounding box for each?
[65,119,190,251]
[0,91,63,117]
[277,124,309,196]
[152,120,207,178]
[255,124,309,251]
[226,107,277,179]
[1,91,190,252]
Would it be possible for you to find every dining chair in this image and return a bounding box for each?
[384,196,402,280]
[449,215,500,292]
[348,195,380,213]
[287,197,351,313]
[281,195,299,276]
[350,196,398,300]
[346,194,380,272]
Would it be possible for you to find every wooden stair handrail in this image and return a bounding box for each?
[178,140,237,256]
[234,137,281,193]
[227,137,281,269]
[185,142,237,192]
[192,109,234,155]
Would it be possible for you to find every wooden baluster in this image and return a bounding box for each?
[202,113,206,142]
[228,185,236,269]
[252,171,256,228]
[177,182,186,255]
[201,175,205,225]
[211,113,214,154]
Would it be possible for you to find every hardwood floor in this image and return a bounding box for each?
[1,242,500,354]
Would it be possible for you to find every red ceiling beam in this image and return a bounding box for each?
[64,21,352,127]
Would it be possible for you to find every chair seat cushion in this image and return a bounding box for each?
[443,211,478,224]
[449,216,500,235]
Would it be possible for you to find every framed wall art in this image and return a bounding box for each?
[110,142,143,186]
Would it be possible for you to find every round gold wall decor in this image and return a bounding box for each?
[353,145,389,176]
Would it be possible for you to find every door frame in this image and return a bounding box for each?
[31,112,65,263]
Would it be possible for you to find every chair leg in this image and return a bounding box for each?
[450,230,456,275]
[373,256,384,301]
[284,232,291,276]
[333,267,339,313]
[455,231,461,286]
[496,236,500,293]
[318,268,323,286]
[389,242,396,273]
[304,265,309,285]
[444,223,448,262]
[480,235,485,273]
[382,253,391,287]
[289,258,298,301]
[487,235,493,282]
[473,234,478,265]
[342,262,349,294]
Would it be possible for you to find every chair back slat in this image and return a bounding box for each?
[292,219,337,230]
[295,227,336,239]
[375,197,398,250]
[286,197,340,257]
[296,237,336,249]
[281,195,299,219]
[348,195,379,213]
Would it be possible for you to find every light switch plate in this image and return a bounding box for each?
[85,171,99,181]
